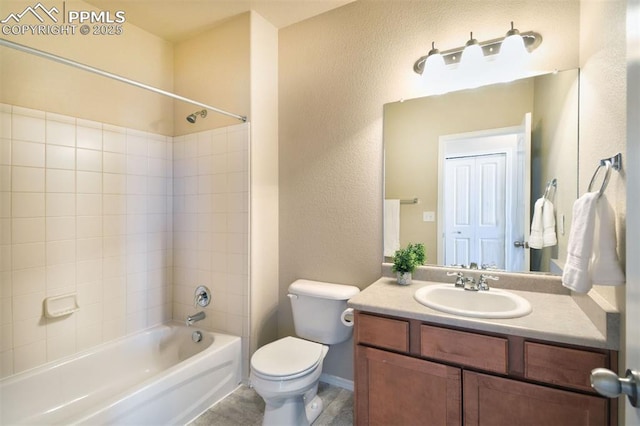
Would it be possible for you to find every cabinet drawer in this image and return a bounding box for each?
[525,342,608,392]
[421,325,508,374]
[356,313,409,352]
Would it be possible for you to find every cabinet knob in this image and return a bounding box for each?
[590,368,639,407]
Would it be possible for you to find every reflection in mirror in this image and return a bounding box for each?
[384,69,579,275]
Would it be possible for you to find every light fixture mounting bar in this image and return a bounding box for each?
[413,31,542,75]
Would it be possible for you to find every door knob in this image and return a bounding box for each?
[513,241,529,248]
[590,368,640,407]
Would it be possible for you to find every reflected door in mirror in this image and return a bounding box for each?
[444,153,506,269]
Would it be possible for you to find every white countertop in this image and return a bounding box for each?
[348,277,619,350]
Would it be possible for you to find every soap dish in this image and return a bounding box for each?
[44,293,79,318]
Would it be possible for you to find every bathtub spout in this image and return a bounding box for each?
[186,311,206,326]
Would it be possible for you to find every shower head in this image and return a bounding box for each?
[186,109,207,123]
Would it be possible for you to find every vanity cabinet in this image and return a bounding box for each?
[354,311,616,426]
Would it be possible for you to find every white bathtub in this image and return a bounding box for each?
[0,322,241,425]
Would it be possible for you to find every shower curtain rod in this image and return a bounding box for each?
[0,38,247,123]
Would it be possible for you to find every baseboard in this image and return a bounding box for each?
[319,373,354,391]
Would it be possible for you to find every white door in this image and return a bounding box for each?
[444,154,506,268]
[512,113,532,271]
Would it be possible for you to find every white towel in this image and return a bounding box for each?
[530,198,557,249]
[528,198,545,249]
[590,195,625,286]
[384,199,400,257]
[542,199,557,247]
[562,192,599,293]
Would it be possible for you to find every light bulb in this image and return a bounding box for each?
[459,32,486,88]
[422,42,446,91]
[497,22,530,82]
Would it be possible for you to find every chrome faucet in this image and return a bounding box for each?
[186,311,206,326]
[462,277,479,291]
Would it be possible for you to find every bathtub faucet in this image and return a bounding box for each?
[186,311,206,326]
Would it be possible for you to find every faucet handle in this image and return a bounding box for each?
[478,274,499,290]
[194,286,211,307]
[447,271,465,287]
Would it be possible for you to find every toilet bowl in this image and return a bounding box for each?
[250,337,329,426]
[249,280,360,426]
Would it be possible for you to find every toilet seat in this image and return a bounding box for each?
[251,336,324,380]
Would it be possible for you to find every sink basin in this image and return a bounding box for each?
[414,284,532,319]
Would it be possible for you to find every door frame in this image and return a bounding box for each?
[437,126,520,268]
[625,0,639,423]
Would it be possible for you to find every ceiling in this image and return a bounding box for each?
[85,0,354,43]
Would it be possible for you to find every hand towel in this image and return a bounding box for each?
[589,195,625,285]
[528,198,545,249]
[562,192,599,293]
[384,199,400,257]
[542,199,557,247]
[530,198,557,249]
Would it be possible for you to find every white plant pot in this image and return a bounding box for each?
[397,272,412,285]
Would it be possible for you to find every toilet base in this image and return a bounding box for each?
[305,395,323,424]
[262,393,323,426]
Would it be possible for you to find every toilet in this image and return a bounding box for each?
[250,279,360,426]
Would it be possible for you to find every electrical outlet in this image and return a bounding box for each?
[423,211,436,222]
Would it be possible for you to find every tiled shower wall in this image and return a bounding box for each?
[0,104,173,377]
[171,124,250,374]
[0,104,250,379]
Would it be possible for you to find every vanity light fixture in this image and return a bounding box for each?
[413,22,542,76]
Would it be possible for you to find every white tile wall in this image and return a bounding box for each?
[0,104,173,377]
[172,124,250,360]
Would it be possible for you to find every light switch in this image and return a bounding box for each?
[423,211,436,222]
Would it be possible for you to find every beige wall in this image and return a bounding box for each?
[579,0,627,310]
[279,0,581,380]
[248,11,279,360]
[0,0,174,135]
[173,13,251,135]
[578,1,628,420]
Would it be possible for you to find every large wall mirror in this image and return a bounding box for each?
[384,68,579,275]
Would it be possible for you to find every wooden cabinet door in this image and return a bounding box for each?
[463,371,609,426]
[355,345,461,426]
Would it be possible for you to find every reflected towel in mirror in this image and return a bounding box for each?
[529,198,557,249]
[384,199,400,257]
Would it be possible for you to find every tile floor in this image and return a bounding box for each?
[190,382,354,425]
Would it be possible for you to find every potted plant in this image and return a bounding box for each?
[392,243,426,285]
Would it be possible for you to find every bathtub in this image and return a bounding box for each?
[0,322,241,425]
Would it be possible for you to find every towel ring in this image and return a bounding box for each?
[587,161,612,198]
[543,178,557,200]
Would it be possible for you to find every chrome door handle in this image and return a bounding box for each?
[513,241,529,248]
[590,368,639,407]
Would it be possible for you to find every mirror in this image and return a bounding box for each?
[384,69,579,275]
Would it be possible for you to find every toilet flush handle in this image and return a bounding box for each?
[341,308,355,327]
[287,293,298,300]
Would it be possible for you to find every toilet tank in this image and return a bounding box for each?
[288,280,360,345]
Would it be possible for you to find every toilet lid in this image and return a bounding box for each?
[251,336,324,378]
